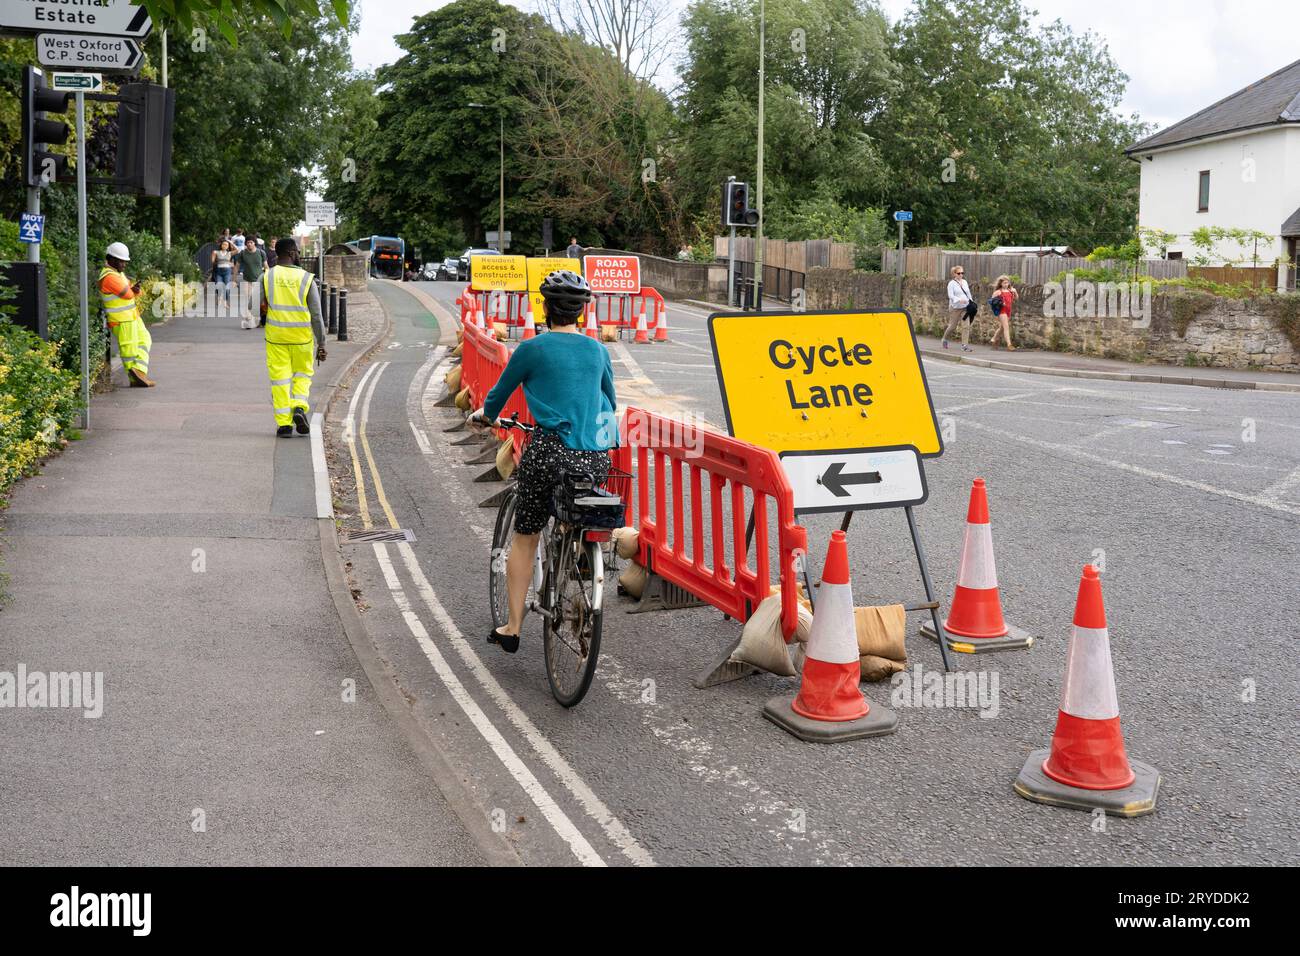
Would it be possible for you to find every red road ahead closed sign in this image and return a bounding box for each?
[584,255,641,294]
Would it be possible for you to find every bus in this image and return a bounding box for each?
[344,235,406,280]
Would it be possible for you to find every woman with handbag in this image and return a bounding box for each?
[941,265,976,352]
[988,275,1019,350]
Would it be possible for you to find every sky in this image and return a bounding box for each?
[351,0,1300,133]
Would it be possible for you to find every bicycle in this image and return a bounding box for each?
[485,414,630,707]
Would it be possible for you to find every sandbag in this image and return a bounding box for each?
[860,655,907,683]
[452,342,463,357]
[618,560,648,599]
[455,326,464,343]
[854,605,907,661]
[493,323,509,340]
[730,593,814,677]
[600,324,619,342]
[495,438,516,480]
[454,387,473,412]
[768,583,812,617]
[445,364,462,389]
[611,526,640,560]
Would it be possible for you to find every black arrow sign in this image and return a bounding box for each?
[817,462,883,498]
[125,41,142,70]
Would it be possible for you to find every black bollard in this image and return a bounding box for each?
[337,289,348,341]
[327,285,338,335]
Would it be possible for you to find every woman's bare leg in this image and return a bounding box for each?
[503,532,540,635]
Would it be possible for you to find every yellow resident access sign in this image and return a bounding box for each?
[471,255,527,291]
[708,309,943,457]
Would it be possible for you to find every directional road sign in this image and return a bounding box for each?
[51,71,101,90]
[709,308,943,516]
[779,447,928,514]
[0,0,153,38]
[38,33,143,72]
[18,213,45,244]
[894,210,913,222]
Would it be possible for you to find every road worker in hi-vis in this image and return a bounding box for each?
[98,242,154,388]
[259,237,327,437]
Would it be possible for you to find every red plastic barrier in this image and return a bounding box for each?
[619,407,808,640]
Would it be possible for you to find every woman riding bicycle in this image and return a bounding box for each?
[470,270,617,654]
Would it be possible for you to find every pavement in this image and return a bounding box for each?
[680,298,1300,392]
[330,279,1299,866]
[0,293,491,866]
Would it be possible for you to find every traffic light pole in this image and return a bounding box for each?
[75,91,90,431]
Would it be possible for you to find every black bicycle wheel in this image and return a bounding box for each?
[543,532,602,707]
[488,490,517,631]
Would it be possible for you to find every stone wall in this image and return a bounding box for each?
[583,248,727,300]
[805,268,1300,373]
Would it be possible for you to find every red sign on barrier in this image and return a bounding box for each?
[584,255,641,295]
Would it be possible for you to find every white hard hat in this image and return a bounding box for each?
[106,242,130,261]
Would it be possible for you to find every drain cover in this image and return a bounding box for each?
[343,528,415,543]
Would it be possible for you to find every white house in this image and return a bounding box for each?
[1126,57,1300,288]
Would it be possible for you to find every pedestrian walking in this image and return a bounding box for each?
[988,275,1019,350]
[232,228,246,252]
[565,236,582,260]
[941,265,976,352]
[98,241,155,387]
[210,239,236,306]
[237,237,268,329]
[264,236,279,269]
[259,238,327,437]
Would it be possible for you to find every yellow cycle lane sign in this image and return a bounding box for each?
[708,309,942,514]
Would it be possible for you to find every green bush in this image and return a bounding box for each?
[0,316,80,496]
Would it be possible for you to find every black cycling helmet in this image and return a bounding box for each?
[539,270,592,321]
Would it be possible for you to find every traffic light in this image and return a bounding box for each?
[115,83,176,198]
[723,180,759,228]
[22,67,71,188]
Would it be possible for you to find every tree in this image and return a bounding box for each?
[134,0,350,44]
[872,0,1146,250]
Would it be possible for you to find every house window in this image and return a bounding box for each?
[1167,251,1183,260]
[1197,171,1210,212]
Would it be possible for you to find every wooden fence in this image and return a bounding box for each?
[713,237,855,271]
[1187,266,1279,290]
[879,246,1189,286]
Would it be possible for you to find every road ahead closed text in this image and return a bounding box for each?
[709,310,943,457]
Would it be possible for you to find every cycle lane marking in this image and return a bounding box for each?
[373,542,606,867]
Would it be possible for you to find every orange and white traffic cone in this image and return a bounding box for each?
[633,300,650,344]
[474,295,486,330]
[521,295,535,340]
[585,301,599,339]
[763,530,898,743]
[1015,565,1160,816]
[922,478,1033,653]
[652,301,669,342]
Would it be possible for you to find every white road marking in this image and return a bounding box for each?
[393,541,656,867]
[373,543,606,867]
[940,390,1046,414]
[1258,465,1300,504]
[310,412,331,518]
[951,417,1300,517]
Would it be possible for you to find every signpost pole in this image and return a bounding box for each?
[161,29,170,252]
[26,188,39,264]
[75,90,90,430]
[894,218,905,309]
[728,225,737,309]
[318,226,324,285]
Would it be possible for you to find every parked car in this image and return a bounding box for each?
[440,256,461,281]
[420,262,439,280]
[458,247,500,284]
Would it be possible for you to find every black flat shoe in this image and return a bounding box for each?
[276,425,293,438]
[488,627,519,654]
[293,408,311,435]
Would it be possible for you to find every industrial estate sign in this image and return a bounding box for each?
[708,309,942,514]
[37,32,142,71]
[0,0,153,37]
